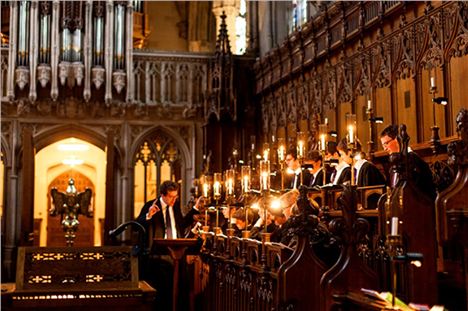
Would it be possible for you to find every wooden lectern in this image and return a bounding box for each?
[152,238,200,311]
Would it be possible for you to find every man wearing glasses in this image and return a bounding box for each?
[380,125,436,199]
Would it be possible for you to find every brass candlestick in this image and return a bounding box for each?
[430,78,441,154]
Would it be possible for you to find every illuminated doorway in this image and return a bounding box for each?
[34,137,106,246]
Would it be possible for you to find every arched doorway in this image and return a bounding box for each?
[34,137,106,246]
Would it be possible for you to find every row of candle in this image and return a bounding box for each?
[197,111,365,199]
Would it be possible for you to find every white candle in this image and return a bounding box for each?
[298,141,304,157]
[227,179,233,195]
[324,118,328,125]
[213,181,221,197]
[203,183,209,198]
[367,100,372,110]
[391,217,399,235]
[430,76,435,88]
[263,149,269,161]
[278,145,285,161]
[320,134,326,152]
[251,143,255,150]
[348,125,354,143]
[243,176,249,192]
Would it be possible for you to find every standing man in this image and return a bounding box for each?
[136,180,202,310]
[136,180,202,248]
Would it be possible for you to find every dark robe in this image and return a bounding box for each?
[357,161,386,187]
[334,166,351,185]
[284,169,312,190]
[309,168,331,187]
[390,152,437,200]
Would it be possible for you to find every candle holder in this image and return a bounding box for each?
[263,142,270,162]
[346,114,357,186]
[319,124,328,186]
[366,101,375,160]
[430,80,441,154]
[277,137,286,191]
[241,165,251,194]
[259,160,270,192]
[297,132,306,186]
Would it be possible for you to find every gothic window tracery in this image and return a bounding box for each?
[133,133,182,216]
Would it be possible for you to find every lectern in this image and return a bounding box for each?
[152,238,200,311]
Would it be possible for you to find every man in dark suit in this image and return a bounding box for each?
[136,180,201,248]
[136,180,202,310]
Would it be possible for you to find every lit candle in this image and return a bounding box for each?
[391,217,399,235]
[263,149,269,161]
[278,145,285,161]
[259,160,270,191]
[320,134,326,152]
[367,100,372,110]
[203,183,209,198]
[430,76,435,88]
[213,181,221,197]
[348,125,354,143]
[243,176,249,193]
[205,209,208,227]
[227,178,233,195]
[297,140,304,158]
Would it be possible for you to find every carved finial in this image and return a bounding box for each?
[215,11,231,55]
[448,108,468,167]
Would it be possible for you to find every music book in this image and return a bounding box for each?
[360,289,446,311]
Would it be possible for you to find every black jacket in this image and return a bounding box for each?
[136,198,199,249]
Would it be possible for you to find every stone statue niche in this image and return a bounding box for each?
[50,178,93,247]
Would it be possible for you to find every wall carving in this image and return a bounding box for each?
[255,2,467,142]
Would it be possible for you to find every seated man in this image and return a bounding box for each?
[284,147,311,189]
[330,138,352,185]
[306,150,331,187]
[354,151,386,187]
[232,207,256,237]
[380,125,437,200]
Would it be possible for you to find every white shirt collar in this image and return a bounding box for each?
[354,158,367,172]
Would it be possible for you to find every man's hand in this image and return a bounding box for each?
[194,196,205,211]
[146,200,160,220]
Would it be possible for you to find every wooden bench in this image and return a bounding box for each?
[1,246,156,310]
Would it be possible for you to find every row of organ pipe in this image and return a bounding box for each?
[7,0,134,102]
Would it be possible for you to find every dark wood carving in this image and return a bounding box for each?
[321,185,378,311]
[388,125,438,305]
[435,108,468,311]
